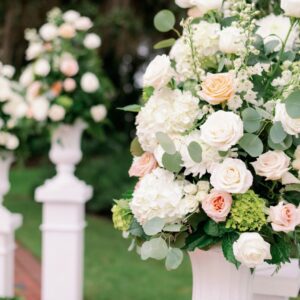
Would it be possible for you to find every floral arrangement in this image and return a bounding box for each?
[112,0,300,270]
[0,62,26,152]
[20,8,114,134]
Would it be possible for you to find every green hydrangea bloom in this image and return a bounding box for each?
[112,199,133,231]
[226,190,267,232]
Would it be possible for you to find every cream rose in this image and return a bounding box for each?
[75,17,93,31]
[202,190,232,223]
[63,10,80,23]
[84,33,101,49]
[269,201,300,232]
[210,158,253,194]
[200,111,243,151]
[191,0,223,14]
[219,27,245,54]
[251,150,291,180]
[199,73,235,105]
[129,152,158,178]
[143,55,173,89]
[90,105,107,122]
[39,23,58,41]
[34,59,50,77]
[48,104,65,122]
[175,0,193,8]
[281,0,300,18]
[274,103,300,135]
[81,72,99,93]
[233,233,271,268]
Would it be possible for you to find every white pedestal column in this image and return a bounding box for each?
[189,247,253,300]
[0,151,22,298]
[35,120,93,300]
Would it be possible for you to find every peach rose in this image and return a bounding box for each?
[63,78,76,92]
[58,23,76,39]
[188,7,204,18]
[199,73,235,105]
[202,190,232,223]
[60,56,79,77]
[129,152,158,178]
[269,202,300,233]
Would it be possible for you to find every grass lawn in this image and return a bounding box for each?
[5,165,192,300]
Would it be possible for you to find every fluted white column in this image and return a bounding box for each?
[189,247,253,300]
[35,120,92,300]
[0,151,22,297]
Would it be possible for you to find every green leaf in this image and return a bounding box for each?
[130,137,144,156]
[268,134,293,151]
[238,133,264,157]
[156,132,176,154]
[154,38,176,49]
[284,184,300,193]
[165,248,184,271]
[282,51,296,62]
[264,40,280,55]
[220,16,238,27]
[172,232,188,248]
[143,217,165,236]
[269,122,287,144]
[242,107,261,133]
[162,152,182,173]
[154,10,175,32]
[129,219,145,237]
[188,141,202,163]
[186,234,217,251]
[204,220,230,237]
[217,56,225,72]
[141,237,169,260]
[285,89,300,118]
[266,235,291,265]
[118,104,141,112]
[222,233,240,268]
[164,224,182,232]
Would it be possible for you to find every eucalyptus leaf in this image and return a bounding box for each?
[242,107,261,133]
[285,89,300,118]
[154,38,176,49]
[164,224,182,232]
[162,152,182,173]
[188,141,202,163]
[118,104,141,112]
[264,40,280,55]
[156,132,176,154]
[154,10,175,32]
[165,248,184,271]
[130,137,144,157]
[269,122,287,144]
[143,237,169,260]
[143,217,165,236]
[268,134,293,151]
[238,133,264,157]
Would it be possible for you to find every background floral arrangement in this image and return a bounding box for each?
[112,0,300,270]
[20,8,114,136]
[0,62,27,153]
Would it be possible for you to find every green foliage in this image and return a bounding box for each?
[143,217,165,236]
[162,152,182,173]
[242,107,262,133]
[141,237,169,260]
[156,132,176,154]
[266,234,291,265]
[238,133,264,157]
[187,141,202,163]
[154,38,176,50]
[268,134,293,151]
[118,104,141,112]
[222,232,241,268]
[130,137,144,157]
[226,190,267,232]
[285,89,300,119]
[154,10,175,32]
[204,220,231,238]
[165,248,183,271]
[269,122,287,144]
[112,199,133,231]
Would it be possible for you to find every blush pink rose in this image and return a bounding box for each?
[269,202,300,232]
[60,56,79,77]
[129,152,158,178]
[63,78,76,92]
[202,190,232,223]
[58,23,76,39]
[27,81,41,100]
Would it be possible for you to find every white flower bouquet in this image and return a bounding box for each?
[112,0,300,270]
[20,8,114,135]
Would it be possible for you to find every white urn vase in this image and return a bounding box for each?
[0,151,22,298]
[189,247,253,300]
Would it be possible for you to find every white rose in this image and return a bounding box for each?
[200,111,244,151]
[274,103,300,135]
[1,65,15,78]
[63,10,81,23]
[20,66,34,87]
[34,59,51,77]
[83,33,101,49]
[281,0,300,18]
[143,55,173,89]
[26,43,44,60]
[191,0,223,14]
[90,105,107,122]
[6,134,19,150]
[175,0,193,8]
[75,17,93,31]
[219,27,246,54]
[30,97,49,121]
[39,23,58,41]
[80,73,100,93]
[210,158,253,194]
[233,233,271,268]
[48,104,66,122]
[251,150,290,180]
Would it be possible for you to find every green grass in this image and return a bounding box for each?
[5,165,192,300]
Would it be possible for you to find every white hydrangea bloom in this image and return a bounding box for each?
[180,130,221,177]
[130,168,200,225]
[136,87,200,152]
